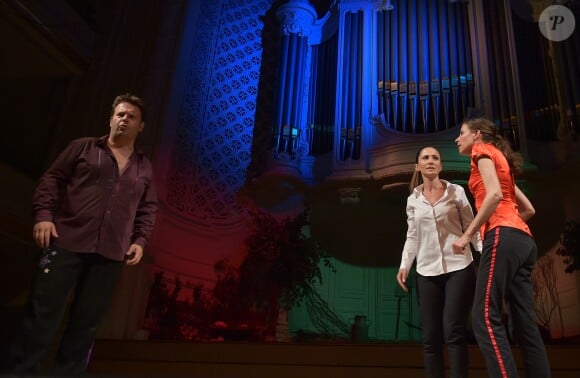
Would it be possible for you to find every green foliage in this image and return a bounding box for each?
[237,208,329,311]
[556,220,580,273]
[212,258,245,320]
[142,209,331,340]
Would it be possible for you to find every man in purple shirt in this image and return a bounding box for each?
[9,93,157,375]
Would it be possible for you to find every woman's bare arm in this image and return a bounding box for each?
[515,184,535,221]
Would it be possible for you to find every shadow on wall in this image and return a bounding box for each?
[525,156,580,255]
[307,163,577,268]
[309,182,409,267]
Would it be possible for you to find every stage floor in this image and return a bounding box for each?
[88,340,580,377]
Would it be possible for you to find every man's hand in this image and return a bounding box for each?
[33,221,58,248]
[125,244,143,265]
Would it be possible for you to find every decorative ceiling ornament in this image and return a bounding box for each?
[276,0,318,37]
[375,0,395,11]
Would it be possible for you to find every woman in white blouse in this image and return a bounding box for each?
[396,146,482,378]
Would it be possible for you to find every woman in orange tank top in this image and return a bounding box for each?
[453,118,551,378]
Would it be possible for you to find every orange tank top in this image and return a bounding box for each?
[468,143,531,239]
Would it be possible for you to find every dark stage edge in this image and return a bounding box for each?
[88,340,580,377]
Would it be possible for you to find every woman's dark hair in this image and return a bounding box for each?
[462,118,523,174]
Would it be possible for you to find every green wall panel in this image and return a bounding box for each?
[289,259,421,342]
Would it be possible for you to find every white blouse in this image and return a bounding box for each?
[399,180,482,276]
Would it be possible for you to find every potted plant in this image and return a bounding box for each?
[237,208,329,340]
[556,220,580,273]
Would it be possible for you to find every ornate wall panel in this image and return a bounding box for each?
[166,0,276,224]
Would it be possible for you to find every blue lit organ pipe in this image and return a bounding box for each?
[307,45,318,153]
[340,11,363,160]
[354,13,362,160]
[340,14,351,159]
[274,1,316,156]
[308,36,337,156]
[280,34,299,153]
[292,36,307,153]
[448,3,460,127]
[427,0,441,131]
[439,3,451,130]
[408,0,419,134]
[417,0,429,132]
[376,1,473,133]
[274,34,289,152]
[348,12,357,159]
